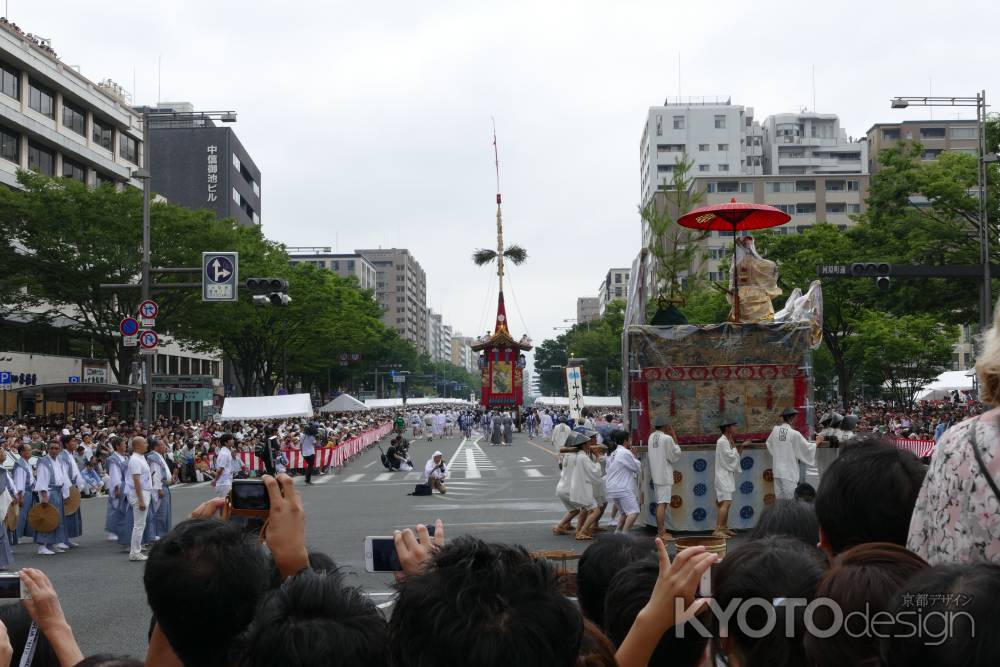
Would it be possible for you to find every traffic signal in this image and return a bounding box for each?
[850,263,891,290]
[244,277,292,307]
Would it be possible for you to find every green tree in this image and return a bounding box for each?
[532,301,625,397]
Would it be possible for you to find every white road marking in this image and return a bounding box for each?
[519,457,532,463]
[404,472,421,480]
[446,437,469,469]
[313,474,335,484]
[343,474,364,483]
[374,472,394,482]
[524,468,543,477]
[364,461,377,468]
[464,449,481,478]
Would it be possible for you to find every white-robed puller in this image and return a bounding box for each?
[765,407,816,500]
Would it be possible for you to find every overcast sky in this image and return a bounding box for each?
[15,0,1000,374]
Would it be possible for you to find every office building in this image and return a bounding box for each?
[286,247,377,291]
[451,335,476,374]
[865,119,978,173]
[134,101,261,227]
[598,268,631,315]
[357,248,428,352]
[577,297,600,323]
[761,112,867,176]
[640,97,764,208]
[427,310,443,363]
[0,21,144,190]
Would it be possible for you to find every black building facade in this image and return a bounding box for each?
[138,110,261,227]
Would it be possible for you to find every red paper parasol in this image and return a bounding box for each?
[676,199,791,322]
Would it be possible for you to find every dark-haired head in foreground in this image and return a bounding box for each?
[749,499,819,546]
[390,536,583,667]
[238,569,387,667]
[814,439,925,556]
[576,534,654,627]
[144,519,269,667]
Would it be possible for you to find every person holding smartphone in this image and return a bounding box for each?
[424,451,447,494]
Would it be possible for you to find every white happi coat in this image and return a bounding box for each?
[569,451,602,508]
[765,423,816,483]
[647,430,681,487]
[714,435,741,496]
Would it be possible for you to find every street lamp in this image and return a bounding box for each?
[132,109,238,429]
[889,93,992,331]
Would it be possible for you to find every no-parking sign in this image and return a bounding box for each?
[139,330,159,354]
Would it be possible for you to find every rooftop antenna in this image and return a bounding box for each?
[811,64,816,112]
[157,55,161,105]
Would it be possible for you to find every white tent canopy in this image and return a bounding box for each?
[220,393,314,420]
[915,370,975,402]
[364,398,475,409]
[532,396,623,408]
[319,393,369,412]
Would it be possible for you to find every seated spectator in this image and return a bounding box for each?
[814,440,926,556]
[603,558,709,667]
[883,562,1000,666]
[710,535,827,667]
[749,498,819,545]
[576,534,653,627]
[389,536,583,667]
[804,542,928,667]
[238,569,387,667]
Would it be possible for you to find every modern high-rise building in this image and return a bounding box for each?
[135,102,261,227]
[577,297,600,323]
[761,112,867,176]
[451,335,476,374]
[865,119,978,173]
[357,248,428,352]
[598,268,631,315]
[0,21,144,190]
[640,97,764,208]
[426,310,443,363]
[286,247,377,291]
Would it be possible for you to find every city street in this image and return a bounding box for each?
[12,431,591,659]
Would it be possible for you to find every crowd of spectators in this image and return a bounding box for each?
[816,398,983,441]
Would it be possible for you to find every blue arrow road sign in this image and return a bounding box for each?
[202,252,239,302]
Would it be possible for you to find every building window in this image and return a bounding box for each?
[920,127,946,139]
[27,80,53,118]
[773,204,795,215]
[882,128,900,140]
[740,182,753,193]
[252,211,260,225]
[657,144,685,153]
[655,115,662,136]
[825,202,846,214]
[714,115,726,129]
[717,164,729,172]
[0,62,18,100]
[252,181,260,197]
[795,180,816,192]
[232,153,241,170]
[92,118,113,151]
[232,187,241,205]
[62,158,85,182]
[61,100,86,136]
[119,134,138,163]
[673,115,684,130]
[705,182,716,193]
[698,164,710,172]
[27,142,54,175]
[796,202,816,214]
[718,143,729,151]
[825,180,846,191]
[614,273,622,283]
[796,225,811,234]
[717,181,739,193]
[0,126,16,163]
[847,203,861,214]
[923,149,943,160]
[657,164,674,173]
[95,172,115,187]
[847,180,860,191]
[950,126,977,139]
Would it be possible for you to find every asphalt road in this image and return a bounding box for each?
[10,429,592,659]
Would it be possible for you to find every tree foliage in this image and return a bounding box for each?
[534,301,625,397]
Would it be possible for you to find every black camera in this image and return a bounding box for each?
[304,422,320,437]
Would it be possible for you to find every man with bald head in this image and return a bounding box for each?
[126,436,153,561]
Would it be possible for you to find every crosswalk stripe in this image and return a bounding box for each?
[374,472,394,482]
[524,468,543,478]
[404,472,421,480]
[313,475,335,484]
[343,474,364,483]
[465,470,482,479]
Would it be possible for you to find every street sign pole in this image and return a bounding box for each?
[141,113,153,431]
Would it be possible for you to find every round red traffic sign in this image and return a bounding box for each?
[119,317,140,336]
[138,300,159,319]
[139,330,159,349]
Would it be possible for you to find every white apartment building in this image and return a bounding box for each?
[451,335,476,374]
[357,248,428,352]
[439,324,452,366]
[0,21,143,190]
[762,113,867,176]
[287,247,378,291]
[598,268,631,315]
[427,310,443,363]
[640,97,763,209]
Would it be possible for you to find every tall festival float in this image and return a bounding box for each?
[623,199,830,531]
[470,135,531,418]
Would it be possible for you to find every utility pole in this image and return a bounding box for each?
[140,112,153,429]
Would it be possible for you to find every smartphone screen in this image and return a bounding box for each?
[366,537,401,572]
[230,480,269,511]
[0,575,21,600]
